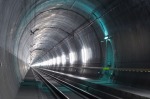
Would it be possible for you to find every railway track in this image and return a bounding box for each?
[32,68,101,99]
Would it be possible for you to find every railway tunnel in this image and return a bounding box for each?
[0,0,150,99]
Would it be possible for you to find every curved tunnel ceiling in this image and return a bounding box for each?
[16,0,111,68]
[10,0,150,83]
[2,1,150,99]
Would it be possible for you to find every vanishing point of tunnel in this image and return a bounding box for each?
[0,0,150,99]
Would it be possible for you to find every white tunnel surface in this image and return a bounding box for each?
[1,0,150,99]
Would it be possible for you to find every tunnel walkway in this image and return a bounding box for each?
[15,69,55,99]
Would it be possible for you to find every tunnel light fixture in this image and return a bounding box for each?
[69,52,76,64]
[81,47,92,64]
[56,56,61,65]
[104,36,109,40]
[81,48,87,63]
[104,35,112,40]
[42,61,47,66]
[53,58,56,65]
[37,63,41,66]
[37,60,50,66]
[49,59,52,66]
[61,54,66,65]
[31,62,41,67]
[40,59,54,66]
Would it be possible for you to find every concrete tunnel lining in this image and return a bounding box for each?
[1,0,150,99]
[16,0,104,78]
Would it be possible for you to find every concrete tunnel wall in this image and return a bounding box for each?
[0,0,150,99]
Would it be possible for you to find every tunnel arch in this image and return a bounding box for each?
[1,1,150,99]
[14,0,109,80]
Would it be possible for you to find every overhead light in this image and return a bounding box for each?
[53,58,56,65]
[69,52,76,64]
[49,59,52,66]
[104,36,109,40]
[81,47,92,64]
[56,56,61,65]
[104,35,112,40]
[61,54,66,65]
